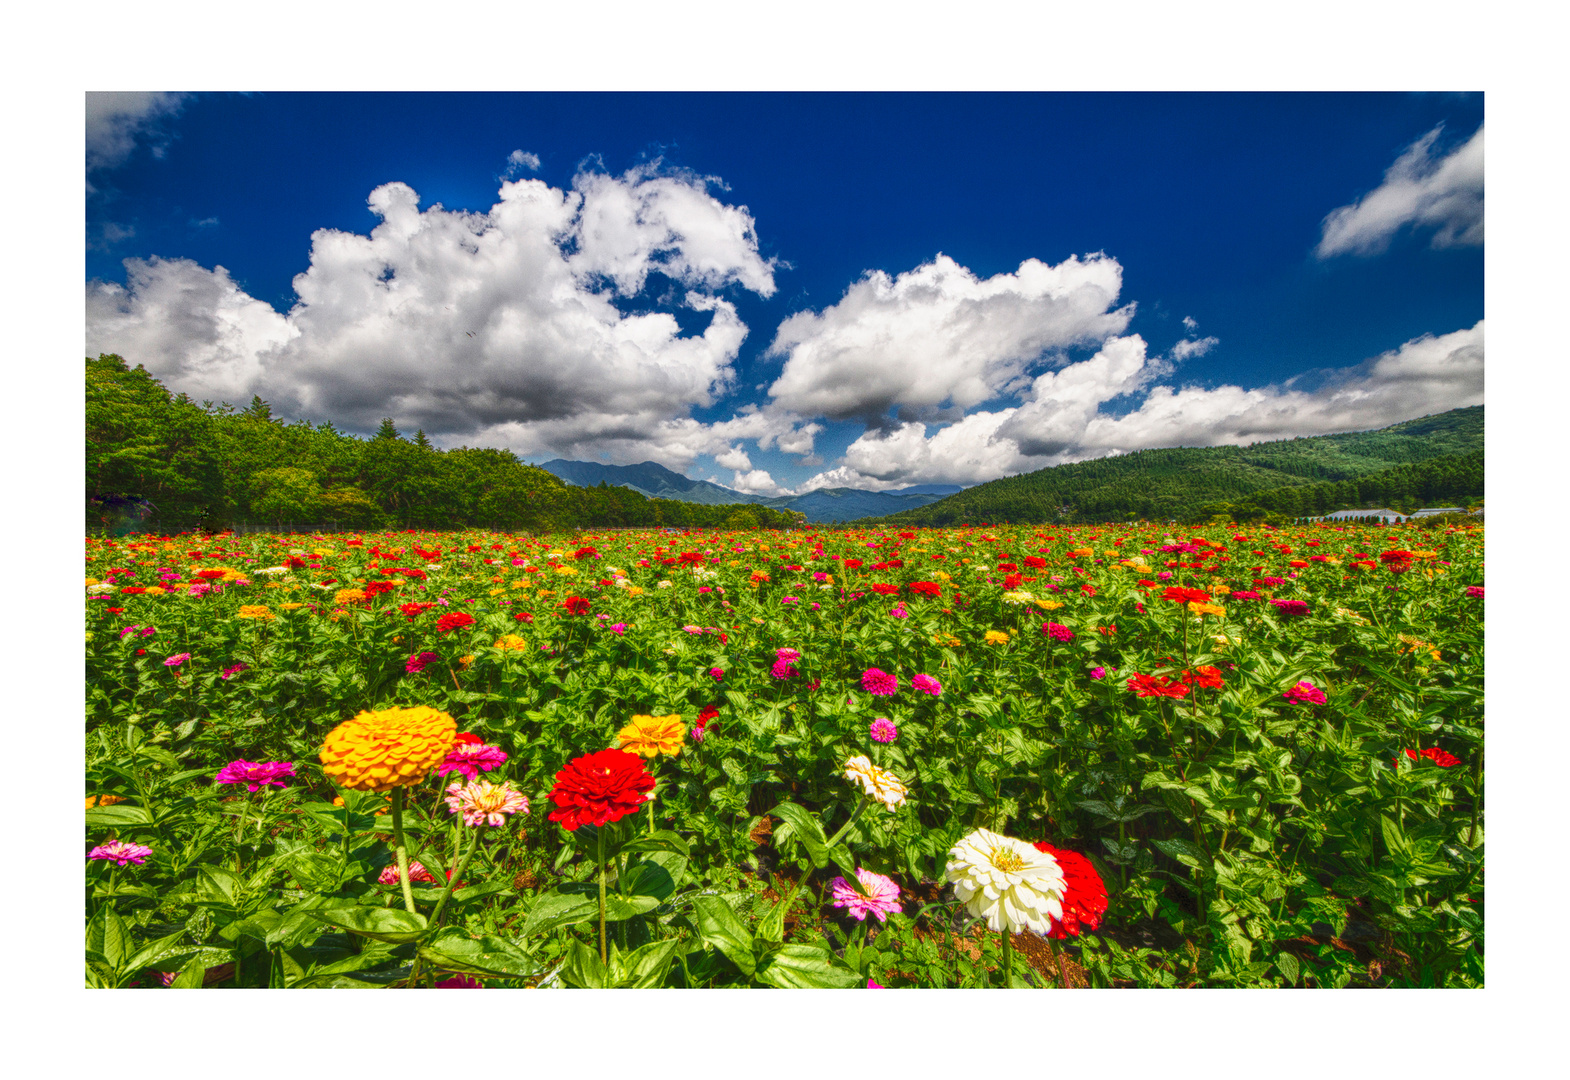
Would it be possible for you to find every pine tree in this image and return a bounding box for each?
[413,429,434,451]
[374,417,401,441]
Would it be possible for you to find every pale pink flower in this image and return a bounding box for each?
[830,868,903,922]
[379,860,438,885]
[163,652,192,668]
[444,780,529,827]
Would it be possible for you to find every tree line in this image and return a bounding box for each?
[86,355,805,534]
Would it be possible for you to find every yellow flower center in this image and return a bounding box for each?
[990,848,1027,873]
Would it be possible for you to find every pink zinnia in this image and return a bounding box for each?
[214,760,296,791]
[436,741,508,781]
[861,668,898,696]
[1270,599,1311,617]
[163,652,191,668]
[709,667,725,681]
[829,868,903,922]
[911,673,942,696]
[1465,585,1484,599]
[889,605,910,619]
[434,975,482,988]
[776,647,801,663]
[1043,621,1074,642]
[89,840,152,866]
[1090,666,1107,680]
[379,860,438,885]
[405,651,440,674]
[770,659,797,680]
[869,717,899,743]
[444,780,530,827]
[220,662,249,680]
[1282,680,1327,705]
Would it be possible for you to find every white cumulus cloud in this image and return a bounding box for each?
[796,322,1484,490]
[1170,335,1218,361]
[86,166,804,471]
[1317,124,1484,258]
[765,252,1133,423]
[86,92,189,174]
[506,150,542,174]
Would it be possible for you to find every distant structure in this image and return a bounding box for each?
[1407,507,1466,519]
[1320,508,1409,522]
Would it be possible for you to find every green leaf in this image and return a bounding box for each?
[100,907,131,970]
[85,804,154,828]
[125,927,192,974]
[170,954,207,988]
[828,844,860,882]
[418,930,542,981]
[612,939,680,988]
[623,852,683,902]
[1152,838,1206,869]
[621,829,691,859]
[754,943,861,989]
[755,894,790,945]
[306,905,429,944]
[769,800,829,867]
[560,939,609,989]
[517,889,600,937]
[690,894,756,977]
[1274,951,1301,986]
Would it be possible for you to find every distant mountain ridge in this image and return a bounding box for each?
[866,406,1484,525]
[537,459,962,523]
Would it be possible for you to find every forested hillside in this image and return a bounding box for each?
[871,406,1483,525]
[85,355,803,534]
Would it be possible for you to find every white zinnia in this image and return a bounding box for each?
[87,583,115,593]
[843,755,908,811]
[945,828,1067,935]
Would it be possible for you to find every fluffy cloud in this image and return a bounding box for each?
[1317,124,1484,258]
[506,150,542,174]
[765,253,1133,424]
[729,469,789,496]
[797,322,1484,489]
[1170,335,1218,361]
[86,92,189,174]
[86,167,810,470]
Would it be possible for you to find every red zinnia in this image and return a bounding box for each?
[435,612,476,633]
[909,581,941,597]
[545,749,656,831]
[1032,842,1108,938]
[1127,672,1190,699]
[1160,586,1210,605]
[562,596,591,615]
[870,583,900,595]
[1184,665,1225,690]
[1402,746,1461,768]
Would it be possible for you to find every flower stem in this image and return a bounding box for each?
[597,826,608,966]
[391,787,417,915]
[1001,930,1014,988]
[428,828,479,927]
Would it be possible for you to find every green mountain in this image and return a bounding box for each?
[867,406,1483,525]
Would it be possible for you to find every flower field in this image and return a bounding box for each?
[84,522,1484,988]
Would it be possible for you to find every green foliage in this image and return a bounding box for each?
[84,356,799,533]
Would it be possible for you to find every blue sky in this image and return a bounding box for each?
[85,91,1483,495]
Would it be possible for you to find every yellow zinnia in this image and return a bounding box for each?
[617,713,686,757]
[1188,601,1226,618]
[494,634,530,651]
[984,630,1011,645]
[319,705,458,793]
[334,588,368,605]
[237,604,274,620]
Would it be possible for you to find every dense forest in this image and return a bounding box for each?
[85,355,805,535]
[870,406,1483,525]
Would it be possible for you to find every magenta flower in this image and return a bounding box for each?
[776,648,801,663]
[163,652,192,668]
[405,651,440,674]
[1465,585,1484,599]
[608,622,628,634]
[1270,599,1311,617]
[889,605,909,619]
[1090,666,1107,680]
[220,662,249,680]
[1282,680,1327,705]
[214,760,296,791]
[709,667,725,681]
[869,717,899,744]
[770,659,797,680]
[434,975,482,988]
[436,741,508,781]
[867,978,885,988]
[830,868,903,922]
[1042,621,1074,643]
[861,668,899,696]
[911,673,942,696]
[89,840,153,866]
